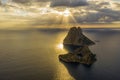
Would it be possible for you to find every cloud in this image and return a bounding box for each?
[50,0,88,7]
[13,0,30,3]
[72,2,120,23]
[12,0,50,4]
[0,0,12,5]
[0,0,120,27]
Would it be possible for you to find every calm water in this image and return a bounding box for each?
[0,28,120,80]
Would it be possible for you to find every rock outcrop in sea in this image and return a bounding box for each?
[59,27,96,65]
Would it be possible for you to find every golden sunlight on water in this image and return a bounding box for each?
[53,32,75,80]
[54,63,75,80]
[54,32,67,54]
[57,43,63,50]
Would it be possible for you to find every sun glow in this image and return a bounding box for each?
[57,9,71,17]
[63,9,71,17]
[57,43,64,50]
[52,8,78,28]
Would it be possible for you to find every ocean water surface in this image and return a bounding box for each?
[0,28,120,80]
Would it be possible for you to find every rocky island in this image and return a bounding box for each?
[59,27,96,65]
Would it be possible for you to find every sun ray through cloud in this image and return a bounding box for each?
[0,0,120,29]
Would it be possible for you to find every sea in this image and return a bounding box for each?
[0,28,120,80]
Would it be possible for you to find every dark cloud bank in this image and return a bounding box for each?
[50,0,88,7]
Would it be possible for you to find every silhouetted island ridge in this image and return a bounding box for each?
[59,27,96,65]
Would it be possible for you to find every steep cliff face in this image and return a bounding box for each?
[63,27,95,46]
[59,27,96,65]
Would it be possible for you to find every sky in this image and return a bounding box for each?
[0,0,120,29]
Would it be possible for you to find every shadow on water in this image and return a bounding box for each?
[59,60,94,80]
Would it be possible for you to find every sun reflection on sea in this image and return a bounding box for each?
[54,32,67,54]
[57,43,63,50]
[53,32,74,80]
[55,43,67,54]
